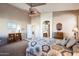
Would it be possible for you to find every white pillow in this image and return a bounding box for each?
[60,38,67,46]
[55,39,62,45]
[55,38,68,46]
[66,38,76,48]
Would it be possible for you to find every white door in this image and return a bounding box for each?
[27,24,32,39]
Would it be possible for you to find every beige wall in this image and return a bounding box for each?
[53,11,77,37]
[0,3,30,37]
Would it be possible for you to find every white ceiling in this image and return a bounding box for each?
[9,3,79,13]
[9,3,30,11]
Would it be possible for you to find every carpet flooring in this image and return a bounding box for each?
[0,40,28,56]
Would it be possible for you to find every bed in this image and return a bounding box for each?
[26,32,77,56]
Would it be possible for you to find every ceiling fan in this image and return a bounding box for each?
[27,3,40,17]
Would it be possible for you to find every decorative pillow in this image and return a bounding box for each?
[55,39,62,45]
[60,38,69,46]
[66,38,76,48]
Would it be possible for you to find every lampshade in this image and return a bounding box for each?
[72,27,78,33]
[17,25,21,32]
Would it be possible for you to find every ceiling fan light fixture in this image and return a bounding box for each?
[28,12,40,17]
[27,3,40,17]
[28,7,40,17]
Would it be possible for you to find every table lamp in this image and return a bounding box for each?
[72,27,78,39]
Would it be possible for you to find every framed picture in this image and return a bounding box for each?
[56,23,62,30]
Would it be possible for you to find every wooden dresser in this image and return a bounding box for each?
[54,32,63,39]
[8,33,22,43]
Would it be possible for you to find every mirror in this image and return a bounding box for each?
[42,21,50,37]
[56,23,62,31]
